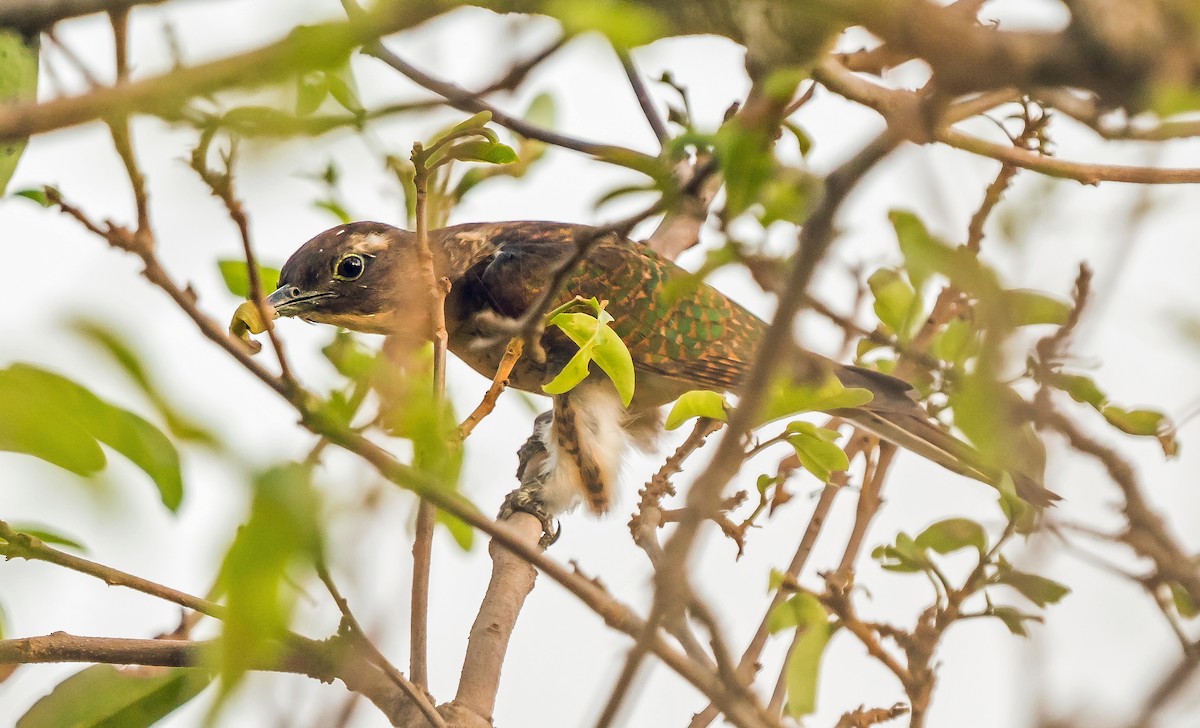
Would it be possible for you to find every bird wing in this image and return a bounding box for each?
[463,222,762,392]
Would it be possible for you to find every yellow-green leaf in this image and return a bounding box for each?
[665,390,728,430]
[1002,289,1072,326]
[760,373,873,425]
[17,665,211,728]
[218,260,281,299]
[0,30,38,194]
[914,518,987,555]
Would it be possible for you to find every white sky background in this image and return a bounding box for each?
[2,1,1200,726]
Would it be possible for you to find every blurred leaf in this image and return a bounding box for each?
[872,532,929,573]
[996,570,1070,607]
[0,371,105,477]
[326,60,363,115]
[1002,289,1071,326]
[17,665,211,728]
[386,381,462,488]
[1171,582,1199,619]
[786,422,848,482]
[868,268,921,341]
[929,317,977,365]
[665,390,727,430]
[295,71,329,116]
[545,0,666,47]
[544,306,636,406]
[321,330,381,381]
[72,320,219,445]
[890,210,1000,300]
[0,30,38,194]
[714,120,774,219]
[524,92,556,128]
[782,121,812,156]
[766,593,830,718]
[915,518,987,555]
[435,509,474,551]
[0,365,184,510]
[760,373,873,425]
[218,260,281,299]
[313,199,351,224]
[1103,405,1178,457]
[5,524,86,552]
[1051,372,1107,408]
[990,606,1040,637]
[757,168,814,226]
[216,464,321,694]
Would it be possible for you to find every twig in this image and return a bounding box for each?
[837,442,894,574]
[457,338,523,439]
[617,48,669,145]
[316,561,446,728]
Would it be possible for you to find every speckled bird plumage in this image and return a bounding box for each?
[269,220,1055,517]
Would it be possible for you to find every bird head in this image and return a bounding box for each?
[267,221,426,335]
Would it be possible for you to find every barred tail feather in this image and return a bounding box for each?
[837,409,1059,507]
[540,385,629,515]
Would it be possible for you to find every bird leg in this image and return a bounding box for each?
[498,411,561,548]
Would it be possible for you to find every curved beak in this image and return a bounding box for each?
[265,285,334,317]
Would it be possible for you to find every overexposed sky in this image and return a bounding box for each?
[3,2,1200,726]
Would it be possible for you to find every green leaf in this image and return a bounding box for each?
[17,665,211,728]
[0,30,39,195]
[0,365,184,509]
[767,593,831,718]
[1051,372,1107,408]
[216,464,321,695]
[1002,289,1072,326]
[760,373,873,425]
[71,320,219,446]
[990,606,1041,637]
[446,110,493,136]
[664,390,728,430]
[996,570,1071,608]
[313,198,351,224]
[544,0,667,47]
[929,317,977,364]
[295,71,329,116]
[786,422,849,483]
[867,268,922,340]
[890,210,1000,300]
[439,139,519,166]
[1171,582,1199,619]
[1102,405,1178,457]
[714,120,774,219]
[12,187,50,206]
[543,309,635,406]
[0,372,106,476]
[325,60,363,115]
[435,509,475,551]
[872,532,930,573]
[6,524,86,552]
[217,260,281,299]
[914,518,987,555]
[321,330,381,381]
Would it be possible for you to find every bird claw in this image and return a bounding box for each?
[498,480,561,548]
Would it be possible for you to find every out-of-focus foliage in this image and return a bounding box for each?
[0,29,37,194]
[16,665,211,728]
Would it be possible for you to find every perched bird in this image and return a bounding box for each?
[267,220,1053,526]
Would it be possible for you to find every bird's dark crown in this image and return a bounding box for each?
[271,221,421,334]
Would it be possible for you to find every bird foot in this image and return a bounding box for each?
[498,480,561,549]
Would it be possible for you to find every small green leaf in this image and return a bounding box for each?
[1101,406,1167,437]
[990,606,1041,637]
[872,532,930,573]
[17,665,211,728]
[914,518,987,555]
[0,29,39,195]
[665,390,728,430]
[436,509,475,551]
[447,110,493,135]
[769,593,831,718]
[218,260,281,299]
[295,71,329,116]
[890,210,1001,299]
[313,199,351,224]
[867,268,921,340]
[714,120,774,219]
[996,570,1071,608]
[786,422,848,483]
[929,317,977,364]
[1002,289,1072,326]
[542,310,635,405]
[6,524,86,552]
[1171,582,1198,619]
[760,373,873,425]
[439,139,519,166]
[1051,372,1107,408]
[321,330,381,381]
[325,60,363,115]
[12,187,50,206]
[544,0,667,47]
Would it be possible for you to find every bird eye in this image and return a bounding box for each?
[333,253,365,281]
